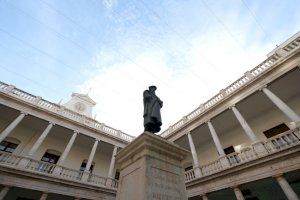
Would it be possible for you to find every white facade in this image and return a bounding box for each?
[0,32,299,200]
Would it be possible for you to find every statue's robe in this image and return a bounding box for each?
[143,90,162,133]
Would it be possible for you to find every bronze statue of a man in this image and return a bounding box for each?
[143,86,163,133]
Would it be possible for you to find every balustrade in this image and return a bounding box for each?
[185,169,196,182]
[160,33,300,138]
[88,174,107,186]
[184,127,300,183]
[26,159,56,174]
[201,159,222,176]
[0,82,134,143]
[60,166,83,181]
[0,153,119,190]
[265,129,300,152]
[0,152,22,166]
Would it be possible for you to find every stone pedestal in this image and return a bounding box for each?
[115,132,190,200]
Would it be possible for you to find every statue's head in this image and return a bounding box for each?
[149,85,157,92]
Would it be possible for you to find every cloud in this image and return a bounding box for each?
[102,0,117,10]
[76,1,295,137]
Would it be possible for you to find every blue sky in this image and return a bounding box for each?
[0,0,299,136]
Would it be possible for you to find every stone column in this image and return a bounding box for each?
[28,122,54,157]
[202,194,208,200]
[231,106,268,156]
[262,87,300,123]
[18,122,54,169]
[58,131,78,165]
[275,175,299,200]
[108,146,118,178]
[53,131,78,175]
[81,139,99,181]
[40,192,48,200]
[231,106,257,142]
[0,112,26,143]
[233,186,245,200]
[207,121,230,168]
[86,140,99,172]
[187,132,202,177]
[106,145,118,187]
[0,186,10,200]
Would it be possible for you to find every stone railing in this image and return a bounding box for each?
[184,127,300,182]
[185,168,196,182]
[0,152,118,190]
[265,129,299,152]
[0,83,135,143]
[201,159,223,176]
[161,31,300,138]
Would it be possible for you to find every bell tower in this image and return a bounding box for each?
[63,93,96,118]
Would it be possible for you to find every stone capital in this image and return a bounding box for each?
[272,173,284,178]
[229,105,236,110]
[48,122,55,126]
[259,85,268,91]
[20,111,28,115]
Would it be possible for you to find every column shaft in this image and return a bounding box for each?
[187,132,200,167]
[276,175,299,200]
[207,121,225,156]
[262,88,300,122]
[28,123,54,156]
[85,140,99,172]
[0,112,26,143]
[233,187,245,200]
[58,131,77,165]
[108,146,118,178]
[0,186,10,200]
[231,106,257,142]
[40,193,48,200]
[187,132,202,177]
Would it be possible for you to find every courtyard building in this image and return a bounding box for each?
[0,31,299,200]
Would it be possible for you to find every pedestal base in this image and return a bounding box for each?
[115,132,190,200]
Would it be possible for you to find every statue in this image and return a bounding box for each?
[143,86,163,133]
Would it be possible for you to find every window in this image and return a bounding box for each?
[185,165,193,172]
[41,152,60,164]
[80,160,94,173]
[115,171,120,180]
[0,141,18,153]
[37,150,61,173]
[263,123,290,138]
[224,146,235,155]
[0,137,20,153]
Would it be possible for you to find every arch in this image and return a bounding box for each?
[45,149,61,156]
[3,137,20,145]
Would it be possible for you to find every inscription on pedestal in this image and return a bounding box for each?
[149,167,182,200]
